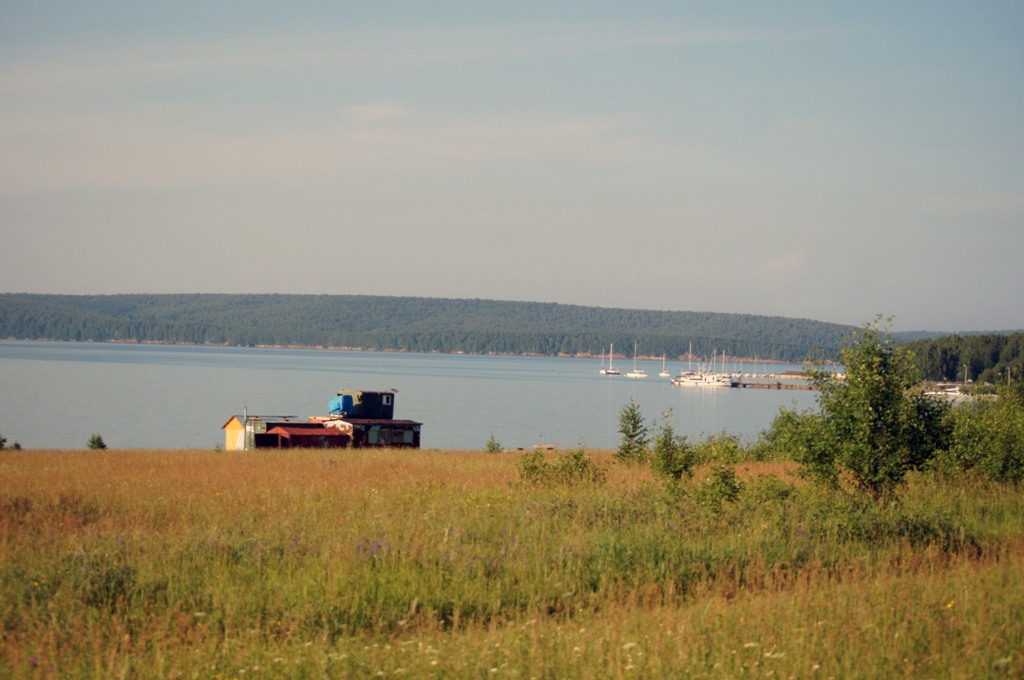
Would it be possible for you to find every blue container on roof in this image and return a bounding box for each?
[328,394,354,415]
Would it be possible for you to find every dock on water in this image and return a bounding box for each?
[735,381,815,390]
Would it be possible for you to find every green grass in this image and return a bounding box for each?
[1,449,1022,678]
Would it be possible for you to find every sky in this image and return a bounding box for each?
[1,2,1022,332]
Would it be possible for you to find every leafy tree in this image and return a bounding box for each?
[907,331,1024,383]
[616,399,649,464]
[0,434,5,450]
[484,434,502,453]
[87,434,107,450]
[651,410,695,481]
[795,317,951,499]
[940,381,1024,482]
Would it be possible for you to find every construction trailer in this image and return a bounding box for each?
[222,390,421,450]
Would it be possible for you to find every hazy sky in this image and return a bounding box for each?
[2,2,1021,331]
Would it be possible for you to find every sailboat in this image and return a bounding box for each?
[626,341,648,378]
[659,354,671,378]
[600,343,620,376]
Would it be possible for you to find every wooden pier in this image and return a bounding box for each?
[735,381,815,391]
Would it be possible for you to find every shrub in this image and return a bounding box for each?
[761,408,828,466]
[937,382,1024,482]
[691,431,742,465]
[516,449,549,483]
[484,434,502,453]
[785,317,952,499]
[616,399,649,464]
[650,412,695,481]
[694,463,744,512]
[747,473,795,503]
[552,448,607,485]
[87,434,107,450]
[517,448,606,486]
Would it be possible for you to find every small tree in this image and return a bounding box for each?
[616,399,649,464]
[798,317,951,499]
[484,433,502,453]
[87,434,107,450]
[0,434,6,450]
[651,410,695,481]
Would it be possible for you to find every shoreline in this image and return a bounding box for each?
[3,336,834,364]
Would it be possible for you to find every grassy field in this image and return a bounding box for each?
[1,448,1022,678]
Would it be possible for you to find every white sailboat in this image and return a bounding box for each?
[600,343,620,375]
[626,341,648,378]
[659,354,671,378]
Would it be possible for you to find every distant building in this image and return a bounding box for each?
[222,390,421,450]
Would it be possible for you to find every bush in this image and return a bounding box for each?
[761,408,828,466]
[779,318,952,499]
[747,473,795,503]
[516,449,549,483]
[484,434,502,453]
[694,463,744,512]
[650,412,695,481]
[937,382,1024,482]
[87,434,107,450]
[691,431,742,465]
[517,448,606,486]
[552,448,607,485]
[616,399,649,464]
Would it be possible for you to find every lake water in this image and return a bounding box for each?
[0,340,821,450]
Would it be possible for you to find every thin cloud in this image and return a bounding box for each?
[0,24,839,96]
[759,249,807,278]
[345,103,414,122]
[0,110,637,191]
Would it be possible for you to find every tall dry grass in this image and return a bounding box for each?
[1,448,1022,678]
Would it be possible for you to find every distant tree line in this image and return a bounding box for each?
[0,293,861,362]
[905,332,1024,384]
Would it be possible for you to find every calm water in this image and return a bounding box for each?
[0,340,820,450]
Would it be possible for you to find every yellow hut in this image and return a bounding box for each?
[221,416,246,451]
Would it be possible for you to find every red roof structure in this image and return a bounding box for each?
[265,425,350,449]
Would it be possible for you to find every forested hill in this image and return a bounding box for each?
[0,294,859,362]
[905,332,1024,384]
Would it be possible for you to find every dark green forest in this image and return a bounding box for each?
[906,332,1024,384]
[0,294,860,362]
